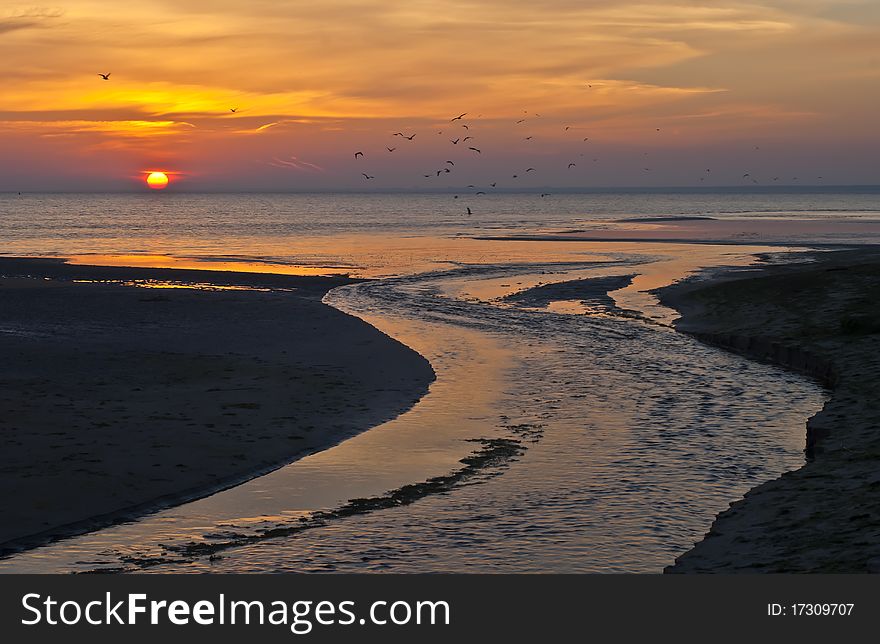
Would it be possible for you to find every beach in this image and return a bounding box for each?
[661,248,880,572]
[0,257,434,555]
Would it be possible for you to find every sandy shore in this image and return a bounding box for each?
[0,258,434,555]
[660,247,880,572]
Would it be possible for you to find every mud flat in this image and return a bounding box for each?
[0,257,434,556]
[660,247,880,572]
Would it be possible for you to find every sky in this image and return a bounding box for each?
[1,0,879,191]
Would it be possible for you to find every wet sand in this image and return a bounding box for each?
[0,258,434,555]
[660,247,880,572]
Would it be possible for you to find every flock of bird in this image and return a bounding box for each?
[96,73,824,212]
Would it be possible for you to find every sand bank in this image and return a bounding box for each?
[660,248,880,572]
[0,258,434,555]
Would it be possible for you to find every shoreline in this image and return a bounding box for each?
[659,247,880,572]
[0,258,435,557]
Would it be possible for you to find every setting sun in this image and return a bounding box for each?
[146,171,169,190]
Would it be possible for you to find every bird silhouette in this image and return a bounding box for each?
[446,160,455,166]
[524,136,533,140]
[386,147,396,152]
[451,138,460,144]
[362,173,374,179]
[462,136,473,141]
[462,124,469,130]
[451,113,467,121]
[468,147,481,153]
[525,167,535,172]
[476,191,486,195]
[541,193,551,197]
[354,151,364,159]
[568,163,576,168]
[436,170,443,176]
[583,137,589,141]
[515,119,526,124]
[98,73,111,80]
[403,133,416,140]
[230,108,238,113]
[564,126,571,131]
[466,207,472,214]
[490,182,497,187]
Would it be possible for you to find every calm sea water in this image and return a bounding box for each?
[1,189,876,572]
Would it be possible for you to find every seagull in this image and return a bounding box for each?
[451,113,467,121]
[643,168,651,171]
[98,73,111,80]
[444,168,451,173]
[451,138,460,144]
[541,193,551,197]
[568,163,576,168]
[524,136,533,140]
[436,170,443,176]
[467,207,472,214]
[512,174,519,179]
[362,173,374,180]
[230,108,238,113]
[468,147,481,153]
[462,136,473,141]
[354,151,364,159]
[424,174,432,178]
[490,182,497,187]
[446,160,455,166]
[515,119,526,124]
[462,124,469,130]
[564,126,571,131]
[476,191,486,195]
[386,147,396,152]
[403,133,416,140]
[742,173,750,178]
[525,167,535,172]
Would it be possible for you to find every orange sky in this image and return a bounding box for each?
[1,1,878,190]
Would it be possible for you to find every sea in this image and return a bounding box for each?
[1,187,878,572]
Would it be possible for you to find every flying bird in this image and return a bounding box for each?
[230,108,238,113]
[468,147,481,153]
[354,151,364,159]
[451,138,460,144]
[525,167,535,172]
[98,73,111,80]
[524,136,533,140]
[489,182,497,187]
[476,191,486,195]
[583,137,589,141]
[463,136,473,141]
[541,193,551,197]
[446,160,455,166]
[386,147,396,152]
[564,126,571,131]
[568,163,576,168]
[451,113,467,121]
[362,173,374,180]
[515,119,526,124]
[403,133,416,140]
[462,124,469,130]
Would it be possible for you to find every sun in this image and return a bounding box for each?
[146,171,169,190]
